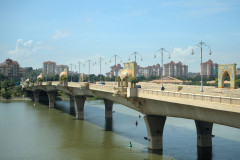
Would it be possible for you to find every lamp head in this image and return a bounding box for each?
[209,49,212,55]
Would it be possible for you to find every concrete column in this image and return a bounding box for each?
[74,96,86,120]
[69,95,75,109]
[144,115,166,150]
[103,99,113,119]
[195,120,213,147]
[47,92,56,108]
[33,91,40,102]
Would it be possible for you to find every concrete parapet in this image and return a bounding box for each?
[144,115,166,150]
[127,87,138,97]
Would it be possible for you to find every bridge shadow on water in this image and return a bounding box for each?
[54,100,240,160]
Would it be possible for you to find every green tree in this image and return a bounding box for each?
[2,90,11,99]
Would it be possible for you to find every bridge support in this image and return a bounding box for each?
[69,95,75,109]
[103,99,113,119]
[74,96,86,120]
[144,115,166,150]
[47,92,56,108]
[33,91,40,102]
[195,120,213,147]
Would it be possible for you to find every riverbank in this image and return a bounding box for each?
[0,97,32,102]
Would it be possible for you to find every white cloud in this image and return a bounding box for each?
[8,39,42,56]
[51,29,70,41]
[171,46,196,63]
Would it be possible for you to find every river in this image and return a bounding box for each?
[0,100,240,160]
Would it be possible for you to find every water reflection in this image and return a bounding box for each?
[105,118,113,131]
[148,149,163,160]
[197,147,212,160]
[14,100,240,160]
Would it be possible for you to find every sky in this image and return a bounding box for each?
[0,0,240,75]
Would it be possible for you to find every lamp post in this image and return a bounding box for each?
[128,51,143,63]
[110,55,122,84]
[154,48,170,88]
[70,63,73,82]
[191,41,212,92]
[95,57,107,82]
[87,60,94,82]
[78,61,81,82]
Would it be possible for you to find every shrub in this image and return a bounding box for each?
[2,90,11,99]
[61,75,68,81]
[178,86,183,91]
[38,78,43,82]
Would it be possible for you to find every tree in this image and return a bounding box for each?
[1,80,11,90]
[2,90,11,99]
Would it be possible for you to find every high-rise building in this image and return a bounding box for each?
[137,64,161,77]
[106,64,123,78]
[43,61,56,75]
[55,65,68,75]
[163,61,188,78]
[0,58,24,79]
[200,60,218,78]
[237,68,240,76]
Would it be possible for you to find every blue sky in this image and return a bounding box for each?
[0,0,240,74]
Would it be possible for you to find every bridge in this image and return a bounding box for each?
[23,81,240,150]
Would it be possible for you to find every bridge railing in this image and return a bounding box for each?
[138,89,240,106]
[89,84,117,93]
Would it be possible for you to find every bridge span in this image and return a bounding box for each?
[23,81,240,150]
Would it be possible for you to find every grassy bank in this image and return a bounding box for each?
[0,97,32,102]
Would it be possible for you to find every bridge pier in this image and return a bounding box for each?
[195,120,213,148]
[144,115,166,150]
[33,91,40,103]
[69,95,75,109]
[74,96,86,120]
[47,92,57,108]
[103,99,113,119]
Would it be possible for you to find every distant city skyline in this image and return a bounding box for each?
[0,0,239,75]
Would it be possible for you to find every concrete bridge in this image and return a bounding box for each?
[23,81,240,150]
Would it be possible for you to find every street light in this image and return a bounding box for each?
[154,48,170,89]
[95,57,107,82]
[70,63,73,82]
[78,61,81,82]
[87,59,95,82]
[191,41,212,92]
[128,51,143,63]
[110,55,122,84]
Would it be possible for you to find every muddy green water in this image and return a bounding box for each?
[0,100,240,160]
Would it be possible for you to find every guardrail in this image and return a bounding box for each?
[138,89,240,105]
[89,84,116,93]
